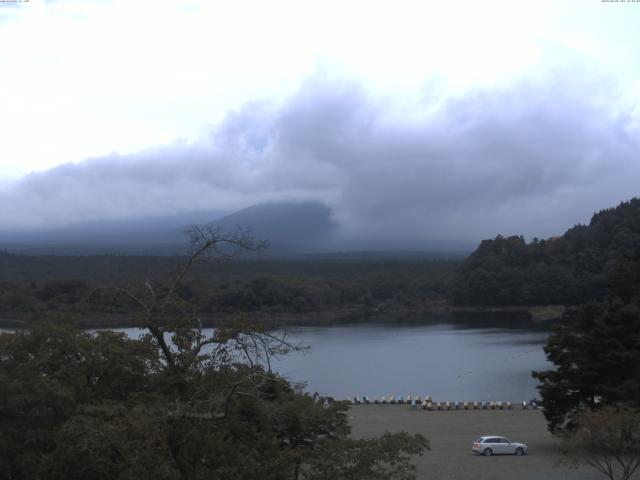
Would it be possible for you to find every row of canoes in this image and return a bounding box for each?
[345,396,541,410]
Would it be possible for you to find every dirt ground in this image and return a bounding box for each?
[349,405,603,480]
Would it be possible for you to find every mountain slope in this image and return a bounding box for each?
[0,209,228,254]
[0,201,338,255]
[452,197,640,305]
[210,201,337,254]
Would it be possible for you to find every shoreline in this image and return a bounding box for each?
[0,303,567,329]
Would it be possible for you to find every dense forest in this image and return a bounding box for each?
[452,198,640,306]
[3,197,640,327]
[0,253,455,326]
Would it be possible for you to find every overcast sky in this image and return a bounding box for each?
[1,0,639,245]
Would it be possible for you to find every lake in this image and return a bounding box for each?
[115,322,551,403]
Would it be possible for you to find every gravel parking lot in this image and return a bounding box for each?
[349,406,602,480]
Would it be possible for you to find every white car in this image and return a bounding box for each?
[472,436,528,456]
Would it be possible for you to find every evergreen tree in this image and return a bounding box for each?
[532,300,640,433]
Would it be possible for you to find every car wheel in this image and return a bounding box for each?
[484,448,492,456]
[515,447,524,456]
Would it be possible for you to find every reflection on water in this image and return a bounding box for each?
[270,324,550,402]
[107,322,551,402]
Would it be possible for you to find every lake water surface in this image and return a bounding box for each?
[271,323,550,402]
[117,322,551,402]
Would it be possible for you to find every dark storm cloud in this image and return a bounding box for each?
[1,71,638,247]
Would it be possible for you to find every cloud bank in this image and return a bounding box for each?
[2,70,639,247]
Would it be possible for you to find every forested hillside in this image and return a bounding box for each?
[0,253,454,325]
[452,198,640,305]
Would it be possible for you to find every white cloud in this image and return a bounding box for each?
[1,0,639,180]
[1,69,638,246]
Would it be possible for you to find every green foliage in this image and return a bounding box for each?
[453,197,640,305]
[532,300,640,433]
[0,320,159,480]
[560,407,640,480]
[0,255,455,323]
[0,318,427,480]
[0,230,428,479]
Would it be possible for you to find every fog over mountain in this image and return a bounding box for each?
[0,208,228,254]
[1,70,639,252]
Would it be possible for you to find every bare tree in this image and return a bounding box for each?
[561,406,640,480]
[101,225,306,417]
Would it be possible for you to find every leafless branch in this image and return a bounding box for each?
[144,278,156,299]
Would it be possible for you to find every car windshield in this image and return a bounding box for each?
[474,438,483,443]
